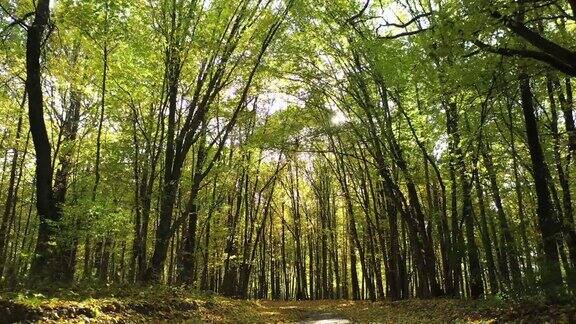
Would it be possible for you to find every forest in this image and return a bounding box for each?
[1,0,576,322]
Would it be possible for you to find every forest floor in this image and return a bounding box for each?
[1,286,576,323]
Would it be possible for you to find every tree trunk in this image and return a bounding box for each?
[52,89,81,282]
[482,141,522,290]
[518,70,563,293]
[473,171,498,294]
[144,38,184,282]
[27,0,61,282]
[0,94,26,276]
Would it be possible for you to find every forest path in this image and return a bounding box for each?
[257,300,354,323]
[300,310,351,323]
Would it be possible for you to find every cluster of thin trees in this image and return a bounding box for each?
[0,0,576,302]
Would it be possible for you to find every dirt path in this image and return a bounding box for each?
[256,300,358,323]
[300,310,351,323]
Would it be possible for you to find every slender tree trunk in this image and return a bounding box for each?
[281,205,290,300]
[507,99,535,280]
[518,70,563,293]
[482,141,522,290]
[53,89,81,282]
[88,3,109,282]
[447,112,463,296]
[0,94,26,276]
[473,171,498,294]
[348,215,361,300]
[547,77,576,286]
[180,172,203,283]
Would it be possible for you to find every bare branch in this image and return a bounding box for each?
[0,11,34,36]
[379,28,428,39]
[346,0,370,24]
[378,11,432,29]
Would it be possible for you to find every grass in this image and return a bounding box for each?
[1,286,576,323]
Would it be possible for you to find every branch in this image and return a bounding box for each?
[473,39,576,77]
[0,11,34,36]
[379,28,428,39]
[489,11,576,75]
[378,11,432,29]
[503,16,576,65]
[347,0,370,24]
